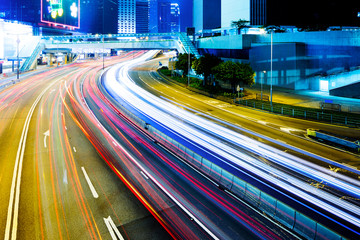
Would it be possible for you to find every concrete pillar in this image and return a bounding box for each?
[47,53,54,66]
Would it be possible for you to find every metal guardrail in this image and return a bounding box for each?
[237,99,360,127]
[100,81,346,240]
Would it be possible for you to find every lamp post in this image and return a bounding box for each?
[102,35,105,70]
[270,30,273,105]
[188,46,190,86]
[262,70,266,100]
[102,0,105,70]
[16,35,20,80]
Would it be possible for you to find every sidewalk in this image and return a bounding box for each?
[245,84,360,113]
[0,64,60,90]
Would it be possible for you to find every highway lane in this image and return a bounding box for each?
[73,52,300,239]
[101,52,360,238]
[126,57,360,201]
[0,55,171,239]
[129,55,360,172]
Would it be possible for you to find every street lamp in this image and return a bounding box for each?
[102,35,105,70]
[16,35,20,80]
[188,46,190,86]
[270,30,273,105]
[262,70,266,100]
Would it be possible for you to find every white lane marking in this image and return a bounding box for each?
[83,66,219,240]
[73,147,77,152]
[103,216,125,240]
[81,167,99,199]
[280,127,301,133]
[43,130,50,148]
[257,120,267,125]
[5,84,54,240]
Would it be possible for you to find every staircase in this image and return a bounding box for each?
[20,42,44,72]
[178,32,201,58]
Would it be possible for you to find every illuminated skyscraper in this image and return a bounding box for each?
[170,3,180,32]
[149,0,158,33]
[118,0,136,33]
[136,0,149,33]
[158,1,180,33]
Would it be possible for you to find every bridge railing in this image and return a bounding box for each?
[41,32,201,58]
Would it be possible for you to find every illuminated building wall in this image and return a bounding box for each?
[118,0,136,33]
[136,0,149,33]
[221,0,249,28]
[157,2,180,33]
[170,3,180,33]
[193,0,221,33]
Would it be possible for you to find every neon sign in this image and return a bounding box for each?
[41,0,80,29]
[49,0,63,19]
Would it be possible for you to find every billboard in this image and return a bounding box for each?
[41,0,80,29]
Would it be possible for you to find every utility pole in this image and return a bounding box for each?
[270,30,273,105]
[188,46,190,86]
[16,35,20,80]
[102,0,105,70]
[102,35,105,70]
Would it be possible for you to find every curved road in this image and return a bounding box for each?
[0,55,171,240]
[129,54,360,171]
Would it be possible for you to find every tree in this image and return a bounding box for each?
[192,54,222,85]
[231,19,250,35]
[175,53,196,77]
[213,61,255,92]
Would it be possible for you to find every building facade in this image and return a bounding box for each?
[251,0,360,28]
[170,3,180,33]
[221,0,250,29]
[136,0,149,33]
[158,2,180,33]
[193,0,221,33]
[118,0,136,33]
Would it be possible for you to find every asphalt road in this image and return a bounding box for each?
[3,52,357,239]
[129,55,360,174]
[82,53,300,239]
[0,56,171,240]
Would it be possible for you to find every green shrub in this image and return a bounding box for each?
[159,67,172,76]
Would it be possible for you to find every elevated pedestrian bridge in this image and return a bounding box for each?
[21,32,199,72]
[42,32,199,56]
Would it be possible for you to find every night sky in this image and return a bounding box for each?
[0,0,193,33]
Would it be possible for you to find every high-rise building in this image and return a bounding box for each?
[170,3,180,33]
[157,2,170,33]
[222,0,250,28]
[195,0,359,33]
[250,0,266,25]
[193,0,221,33]
[136,0,149,33]
[0,0,40,24]
[251,0,360,27]
[158,1,180,33]
[148,0,158,33]
[118,0,136,33]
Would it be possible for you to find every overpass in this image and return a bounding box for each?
[21,32,200,72]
